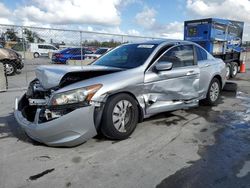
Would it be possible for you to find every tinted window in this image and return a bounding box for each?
[84,50,93,54]
[47,45,56,50]
[158,45,194,68]
[69,48,81,54]
[60,48,71,53]
[195,46,208,61]
[93,44,157,69]
[95,49,108,54]
[38,45,45,49]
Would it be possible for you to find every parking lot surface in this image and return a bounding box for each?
[1,60,250,188]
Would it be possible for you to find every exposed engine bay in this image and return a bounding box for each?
[19,79,87,123]
[19,66,121,124]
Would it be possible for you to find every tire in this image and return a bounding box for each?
[33,52,39,58]
[223,82,237,92]
[226,64,231,80]
[5,62,16,76]
[230,62,238,78]
[202,78,221,106]
[101,93,139,140]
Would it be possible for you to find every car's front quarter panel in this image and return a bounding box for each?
[57,67,144,101]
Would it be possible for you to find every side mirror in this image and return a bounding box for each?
[155,61,173,71]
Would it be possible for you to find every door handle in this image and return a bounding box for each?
[204,64,210,67]
[186,70,195,76]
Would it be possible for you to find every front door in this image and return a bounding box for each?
[144,44,200,115]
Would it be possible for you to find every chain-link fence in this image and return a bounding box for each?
[0,24,162,91]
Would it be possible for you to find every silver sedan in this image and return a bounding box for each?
[14,40,226,146]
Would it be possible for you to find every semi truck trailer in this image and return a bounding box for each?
[184,18,244,79]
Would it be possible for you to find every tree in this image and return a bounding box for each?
[81,39,121,48]
[5,29,19,41]
[24,28,45,43]
[24,28,34,43]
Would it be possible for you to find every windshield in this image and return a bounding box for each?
[93,43,157,69]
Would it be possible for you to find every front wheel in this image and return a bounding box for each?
[5,62,16,76]
[202,78,221,106]
[100,94,139,140]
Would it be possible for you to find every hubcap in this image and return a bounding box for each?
[233,65,238,75]
[5,64,14,75]
[112,100,132,133]
[210,82,219,102]
[226,66,230,79]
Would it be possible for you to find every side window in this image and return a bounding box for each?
[71,48,81,54]
[158,45,194,68]
[47,45,56,50]
[195,46,208,61]
[38,45,44,49]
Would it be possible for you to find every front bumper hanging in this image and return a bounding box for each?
[14,95,98,147]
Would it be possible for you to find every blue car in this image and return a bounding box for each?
[52,48,93,64]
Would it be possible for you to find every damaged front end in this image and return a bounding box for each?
[14,79,99,147]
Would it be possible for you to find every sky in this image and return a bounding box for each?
[0,0,250,40]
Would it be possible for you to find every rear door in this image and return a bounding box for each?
[38,45,46,55]
[144,44,200,115]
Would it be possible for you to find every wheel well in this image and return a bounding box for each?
[0,59,13,63]
[94,91,144,130]
[107,91,144,123]
[213,75,223,90]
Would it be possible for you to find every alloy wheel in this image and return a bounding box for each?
[5,63,14,75]
[112,100,132,133]
[232,64,238,76]
[210,82,220,102]
[226,66,230,79]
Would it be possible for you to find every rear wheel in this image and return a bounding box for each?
[230,62,238,78]
[226,64,231,80]
[33,52,39,58]
[202,78,221,106]
[101,94,139,140]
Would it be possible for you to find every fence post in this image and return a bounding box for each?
[21,26,28,86]
[121,35,124,44]
[80,31,83,67]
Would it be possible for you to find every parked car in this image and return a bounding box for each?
[0,48,23,76]
[52,47,93,64]
[14,40,226,147]
[85,47,111,61]
[29,43,58,58]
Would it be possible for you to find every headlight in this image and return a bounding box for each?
[50,84,102,106]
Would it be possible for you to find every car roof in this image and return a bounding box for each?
[130,39,195,46]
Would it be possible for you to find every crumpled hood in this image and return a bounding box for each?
[36,65,121,89]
